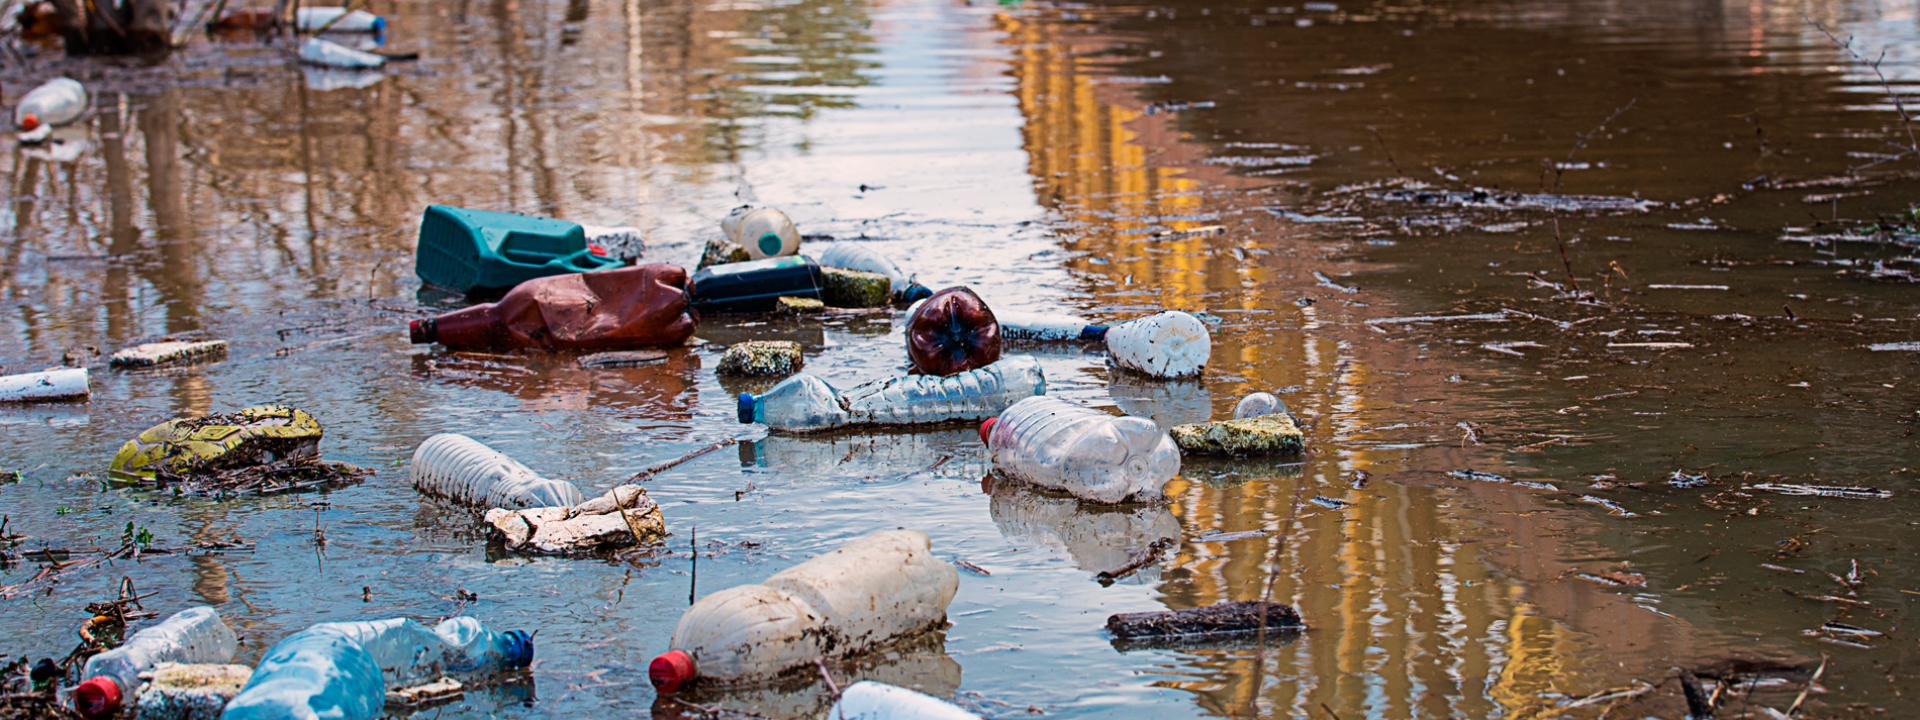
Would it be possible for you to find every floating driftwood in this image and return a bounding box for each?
[1107,600,1304,641]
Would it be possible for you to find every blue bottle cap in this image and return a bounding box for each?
[370,16,386,32]
[502,630,534,668]
[1080,325,1109,342]
[904,284,933,302]
[737,393,756,424]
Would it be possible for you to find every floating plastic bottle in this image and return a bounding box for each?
[15,77,87,142]
[994,310,1107,342]
[811,243,932,302]
[648,530,958,692]
[982,396,1180,504]
[73,607,238,720]
[1232,392,1286,419]
[828,681,983,720]
[906,287,1001,376]
[739,356,1045,433]
[0,367,88,403]
[295,7,386,32]
[410,433,584,509]
[1104,311,1210,378]
[408,263,696,350]
[298,37,384,69]
[221,617,532,720]
[720,206,801,259]
[689,255,825,314]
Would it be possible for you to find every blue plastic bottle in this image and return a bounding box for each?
[222,617,532,720]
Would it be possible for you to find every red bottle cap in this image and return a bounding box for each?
[19,114,38,131]
[588,244,608,257]
[978,418,997,444]
[73,677,121,720]
[649,650,696,693]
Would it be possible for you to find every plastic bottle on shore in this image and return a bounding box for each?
[0,367,89,403]
[994,310,1107,342]
[295,7,386,32]
[297,37,385,69]
[1105,311,1210,378]
[408,263,696,350]
[410,433,584,509]
[812,244,933,302]
[828,681,983,720]
[739,356,1045,433]
[982,396,1180,504]
[720,206,801,259]
[15,77,87,142]
[222,617,532,720]
[1232,392,1286,419]
[648,530,958,692]
[906,287,1001,376]
[73,606,238,720]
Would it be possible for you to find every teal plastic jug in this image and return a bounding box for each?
[416,205,623,293]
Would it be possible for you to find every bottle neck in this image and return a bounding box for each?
[411,304,499,346]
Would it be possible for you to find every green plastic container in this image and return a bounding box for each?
[415,205,623,293]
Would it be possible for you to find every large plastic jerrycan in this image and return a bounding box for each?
[416,205,623,294]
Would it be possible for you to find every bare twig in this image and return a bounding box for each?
[1095,537,1175,585]
[1554,98,1636,191]
[1785,655,1827,717]
[1808,19,1918,172]
[1367,126,1405,177]
[814,657,842,698]
[1553,218,1582,294]
[629,438,738,483]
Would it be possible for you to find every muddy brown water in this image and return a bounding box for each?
[0,0,1917,717]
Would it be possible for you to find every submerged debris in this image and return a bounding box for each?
[1578,495,1636,517]
[108,405,368,496]
[1668,471,1710,488]
[717,341,804,377]
[1447,469,1509,483]
[1371,186,1661,213]
[821,266,892,308]
[1096,537,1175,585]
[1106,600,1304,640]
[1168,414,1304,456]
[578,350,668,368]
[698,237,751,269]
[777,296,825,315]
[1308,495,1351,510]
[1748,483,1893,499]
[109,340,229,369]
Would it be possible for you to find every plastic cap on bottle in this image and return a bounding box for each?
[904,284,933,302]
[737,393,756,424]
[19,114,38,131]
[649,650,696,693]
[371,16,386,32]
[408,318,436,344]
[501,630,535,668]
[979,418,997,444]
[1080,325,1109,342]
[73,677,121,720]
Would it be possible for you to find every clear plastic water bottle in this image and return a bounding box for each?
[994,310,1107,342]
[295,7,386,31]
[720,206,801,259]
[1233,392,1287,419]
[829,681,983,720]
[222,617,532,720]
[410,433,584,509]
[298,37,385,69]
[0,367,89,402]
[648,531,957,692]
[981,396,1180,504]
[1104,311,1210,378]
[739,356,1046,433]
[14,77,87,141]
[811,243,933,302]
[73,606,238,720]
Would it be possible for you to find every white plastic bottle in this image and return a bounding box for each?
[1233,392,1287,419]
[1104,311,1210,378]
[0,367,88,402]
[811,243,932,302]
[829,681,983,720]
[73,606,238,720]
[982,396,1180,504]
[720,206,801,259]
[298,37,385,69]
[222,617,532,720]
[14,77,88,142]
[648,530,958,692]
[294,7,385,32]
[738,356,1046,433]
[410,433,584,509]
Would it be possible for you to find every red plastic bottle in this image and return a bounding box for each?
[410,264,698,350]
[906,286,1001,376]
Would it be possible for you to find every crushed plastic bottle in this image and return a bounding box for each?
[648,530,958,691]
[221,617,532,720]
[811,243,933,302]
[298,37,385,69]
[982,396,1180,504]
[1232,392,1287,419]
[720,206,801,259]
[739,356,1045,433]
[15,77,87,142]
[410,433,584,509]
[408,263,696,350]
[1104,310,1210,378]
[828,681,983,720]
[294,7,385,32]
[906,287,1001,376]
[0,367,89,403]
[73,607,238,720]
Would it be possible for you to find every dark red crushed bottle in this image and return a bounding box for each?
[409,264,698,350]
[906,286,1001,376]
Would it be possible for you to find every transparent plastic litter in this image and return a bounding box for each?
[221,617,532,720]
[994,310,1106,342]
[984,396,1180,504]
[294,7,385,31]
[648,530,958,690]
[740,356,1045,433]
[1104,311,1210,378]
[74,606,237,720]
[811,243,932,301]
[720,206,801,259]
[828,681,983,720]
[298,37,385,69]
[14,77,87,140]
[410,433,584,509]
[1232,392,1287,419]
[0,367,88,403]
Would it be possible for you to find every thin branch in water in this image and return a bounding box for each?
[1808,18,1919,173]
[1554,98,1636,191]
[1367,126,1405,177]
[1553,218,1582,294]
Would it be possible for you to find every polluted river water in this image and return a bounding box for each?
[0,0,1918,717]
